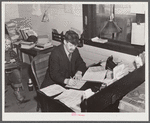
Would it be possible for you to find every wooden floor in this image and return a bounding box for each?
[5,63,38,112]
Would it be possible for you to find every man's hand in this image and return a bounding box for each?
[64,78,77,86]
[73,71,82,80]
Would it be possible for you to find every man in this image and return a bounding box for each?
[5,34,29,103]
[40,30,87,88]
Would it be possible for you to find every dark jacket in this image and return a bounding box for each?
[40,44,87,89]
[5,49,20,63]
[5,49,21,70]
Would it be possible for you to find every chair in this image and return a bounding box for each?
[31,52,51,111]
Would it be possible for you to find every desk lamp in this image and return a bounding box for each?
[100,4,121,39]
[41,6,50,22]
[41,10,49,22]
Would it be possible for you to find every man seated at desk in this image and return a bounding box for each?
[40,30,87,89]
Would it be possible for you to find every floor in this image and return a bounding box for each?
[5,63,38,112]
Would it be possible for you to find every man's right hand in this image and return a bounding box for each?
[64,78,77,86]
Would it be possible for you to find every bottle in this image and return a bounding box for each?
[28,79,33,91]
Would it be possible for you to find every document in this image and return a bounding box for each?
[54,89,85,112]
[113,64,129,80]
[82,66,107,82]
[65,80,86,89]
[131,23,145,45]
[40,84,66,97]
[84,88,95,99]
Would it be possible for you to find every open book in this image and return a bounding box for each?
[82,66,107,82]
[82,66,116,86]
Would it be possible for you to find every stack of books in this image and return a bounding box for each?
[20,41,35,49]
[35,37,53,49]
[19,27,37,40]
[5,21,20,42]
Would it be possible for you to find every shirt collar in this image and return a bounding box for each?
[63,44,70,56]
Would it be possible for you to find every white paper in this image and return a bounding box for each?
[84,88,95,99]
[91,37,108,43]
[113,64,129,80]
[131,23,145,45]
[82,66,107,82]
[65,80,86,89]
[40,84,66,97]
[54,89,84,112]
[37,38,50,44]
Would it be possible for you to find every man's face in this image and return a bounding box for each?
[64,40,77,53]
[5,38,11,51]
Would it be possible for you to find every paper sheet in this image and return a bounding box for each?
[84,88,95,99]
[65,80,86,89]
[131,23,145,45]
[40,84,66,97]
[113,64,129,80]
[82,66,107,82]
[54,89,85,112]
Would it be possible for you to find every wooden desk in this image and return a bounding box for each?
[14,43,54,62]
[37,64,145,112]
[37,82,102,112]
[81,64,145,112]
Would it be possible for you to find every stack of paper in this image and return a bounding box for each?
[36,37,53,49]
[54,89,85,112]
[91,37,108,43]
[40,84,66,97]
[20,41,35,49]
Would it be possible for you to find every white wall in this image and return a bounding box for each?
[17,4,83,37]
[5,4,19,22]
[5,3,136,65]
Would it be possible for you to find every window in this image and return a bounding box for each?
[82,4,145,55]
[83,4,145,43]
